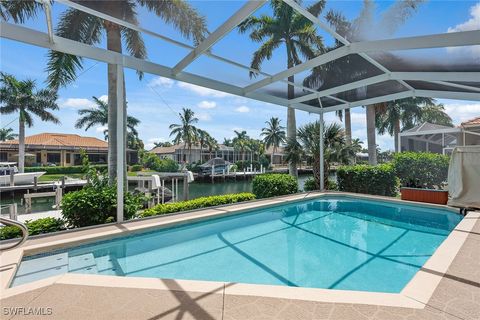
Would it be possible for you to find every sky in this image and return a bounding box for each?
[1,0,479,151]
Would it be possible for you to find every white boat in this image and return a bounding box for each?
[0,162,45,186]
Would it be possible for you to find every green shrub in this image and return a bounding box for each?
[252,174,298,199]
[337,164,398,196]
[142,153,179,172]
[303,177,316,191]
[393,152,449,189]
[61,185,144,227]
[140,193,256,218]
[25,165,107,175]
[0,217,65,240]
[130,164,143,172]
[303,177,337,191]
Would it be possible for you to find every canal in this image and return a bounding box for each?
[1,175,313,215]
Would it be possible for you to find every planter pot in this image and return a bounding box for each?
[400,187,448,205]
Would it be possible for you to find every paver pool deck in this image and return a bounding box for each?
[1,192,479,320]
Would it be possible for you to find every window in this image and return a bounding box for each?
[66,153,71,164]
[47,153,61,164]
[0,152,7,161]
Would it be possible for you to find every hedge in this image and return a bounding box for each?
[140,193,256,218]
[25,165,107,174]
[393,152,449,188]
[337,164,398,196]
[61,184,144,227]
[0,217,65,240]
[252,174,298,199]
[303,177,337,191]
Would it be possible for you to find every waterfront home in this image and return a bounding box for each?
[0,132,137,166]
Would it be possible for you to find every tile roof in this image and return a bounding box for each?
[461,116,480,126]
[1,133,107,149]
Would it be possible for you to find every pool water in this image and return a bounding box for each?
[12,196,462,292]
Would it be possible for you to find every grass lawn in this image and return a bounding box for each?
[39,173,84,182]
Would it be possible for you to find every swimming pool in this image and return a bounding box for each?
[12,196,462,293]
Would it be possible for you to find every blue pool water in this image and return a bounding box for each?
[12,196,462,292]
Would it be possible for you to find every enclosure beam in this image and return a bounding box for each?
[0,22,320,114]
[116,65,125,223]
[319,107,325,191]
[244,30,480,93]
[41,0,54,43]
[415,90,480,101]
[290,72,480,104]
[427,81,480,93]
[172,0,266,75]
[57,0,320,97]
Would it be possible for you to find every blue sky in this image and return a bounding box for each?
[1,0,479,150]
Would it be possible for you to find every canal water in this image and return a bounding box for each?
[0,175,313,215]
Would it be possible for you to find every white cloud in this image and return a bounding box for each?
[59,98,95,109]
[98,95,108,103]
[447,3,480,56]
[235,106,250,113]
[95,125,108,133]
[197,100,217,109]
[197,113,212,121]
[448,3,480,32]
[178,82,232,98]
[443,102,480,123]
[149,76,174,88]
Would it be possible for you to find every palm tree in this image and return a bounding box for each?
[0,73,59,172]
[75,96,140,141]
[197,129,209,163]
[261,117,286,165]
[238,0,325,178]
[409,103,453,128]
[206,135,219,159]
[154,141,173,148]
[43,1,207,184]
[306,1,424,164]
[297,121,354,190]
[169,108,199,164]
[0,128,18,141]
[232,130,250,162]
[376,97,435,152]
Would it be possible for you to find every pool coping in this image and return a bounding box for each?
[0,191,477,310]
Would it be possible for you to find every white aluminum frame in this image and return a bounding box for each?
[1,0,478,221]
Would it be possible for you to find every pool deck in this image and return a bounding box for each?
[1,192,479,320]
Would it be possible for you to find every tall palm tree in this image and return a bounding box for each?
[197,129,209,163]
[0,128,18,141]
[261,117,286,165]
[43,1,207,184]
[232,130,250,162]
[206,135,219,159]
[75,96,140,141]
[169,108,199,164]
[297,121,353,189]
[305,1,424,164]
[409,103,453,128]
[0,73,59,172]
[376,97,435,152]
[238,0,325,178]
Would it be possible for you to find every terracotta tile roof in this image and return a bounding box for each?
[461,116,480,126]
[1,133,107,149]
[150,145,177,154]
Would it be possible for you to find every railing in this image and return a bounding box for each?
[0,216,28,251]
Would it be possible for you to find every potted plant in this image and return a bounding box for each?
[394,152,450,205]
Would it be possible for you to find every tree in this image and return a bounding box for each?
[238,0,325,177]
[44,1,207,184]
[197,129,209,163]
[75,96,140,142]
[376,97,435,152]
[206,135,219,159]
[0,73,59,172]
[169,108,199,164]
[0,128,17,141]
[154,141,173,148]
[410,103,453,128]
[306,0,425,164]
[261,117,286,165]
[232,130,250,162]
[297,121,354,190]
